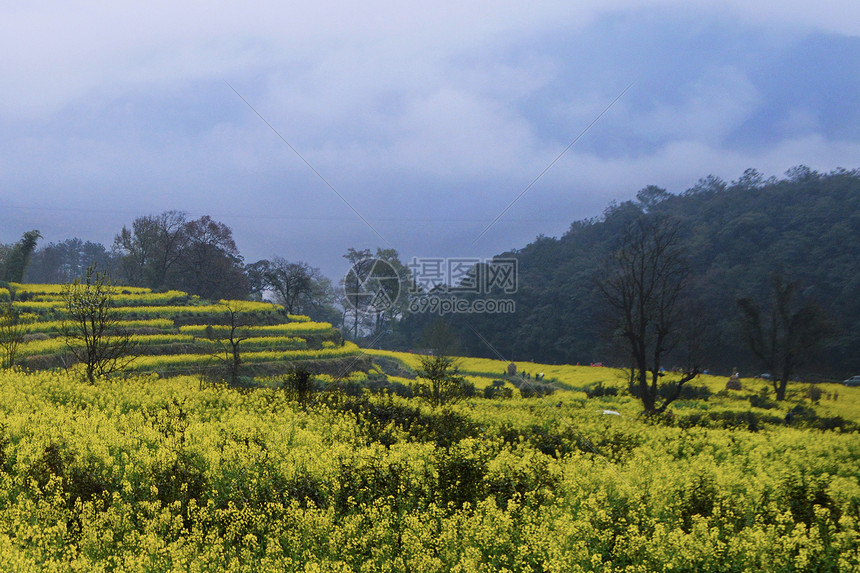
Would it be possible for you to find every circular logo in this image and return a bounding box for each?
[342,258,402,315]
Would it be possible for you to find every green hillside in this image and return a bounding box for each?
[390,168,860,379]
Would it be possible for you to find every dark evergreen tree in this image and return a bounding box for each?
[2,230,41,283]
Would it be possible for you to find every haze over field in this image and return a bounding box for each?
[3,1,860,277]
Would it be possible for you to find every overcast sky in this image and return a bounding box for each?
[2,1,860,280]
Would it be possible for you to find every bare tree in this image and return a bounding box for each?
[370,248,410,337]
[263,258,314,314]
[61,266,138,383]
[342,248,375,339]
[599,216,701,414]
[737,275,830,401]
[0,302,30,369]
[114,211,188,289]
[207,301,250,386]
[247,258,338,321]
[340,247,410,340]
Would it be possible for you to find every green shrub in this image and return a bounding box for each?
[283,471,329,509]
[484,384,513,399]
[749,393,778,409]
[779,472,840,527]
[585,381,618,398]
[282,367,315,404]
[436,441,488,508]
[519,383,555,398]
[674,471,718,532]
[785,404,818,425]
[335,457,408,515]
[151,448,208,527]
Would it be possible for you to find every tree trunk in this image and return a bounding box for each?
[230,343,241,385]
[639,369,656,413]
[776,378,788,401]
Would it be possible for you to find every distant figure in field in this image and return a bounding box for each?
[725,370,742,390]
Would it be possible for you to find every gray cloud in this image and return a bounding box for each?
[2,1,860,280]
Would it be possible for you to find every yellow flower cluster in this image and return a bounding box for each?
[9,283,153,295]
[179,323,334,337]
[132,342,361,371]
[20,318,174,334]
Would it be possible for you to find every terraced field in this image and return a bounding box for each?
[0,283,363,379]
[366,348,860,425]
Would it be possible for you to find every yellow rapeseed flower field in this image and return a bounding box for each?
[0,367,856,571]
[1,283,857,571]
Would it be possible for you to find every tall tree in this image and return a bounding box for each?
[245,259,272,301]
[262,258,314,314]
[370,248,410,338]
[2,230,41,282]
[737,276,830,400]
[636,185,671,212]
[178,216,248,300]
[114,211,188,289]
[342,248,374,339]
[421,317,461,357]
[599,215,701,414]
[248,257,338,319]
[301,272,340,324]
[0,244,10,276]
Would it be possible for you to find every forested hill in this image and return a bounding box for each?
[405,167,860,379]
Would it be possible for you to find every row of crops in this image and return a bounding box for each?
[2,283,357,378]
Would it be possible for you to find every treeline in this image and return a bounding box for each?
[385,166,860,380]
[1,211,340,324]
